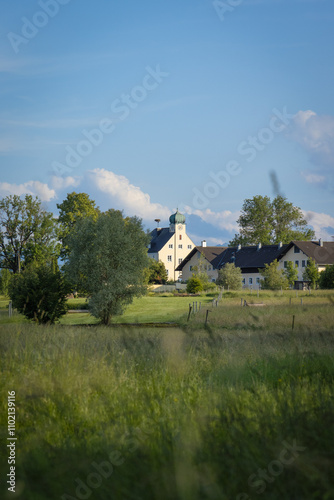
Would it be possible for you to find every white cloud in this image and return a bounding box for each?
[301,172,325,184]
[290,110,334,168]
[87,168,171,220]
[303,210,334,241]
[0,181,56,201]
[51,176,80,190]
[184,206,240,232]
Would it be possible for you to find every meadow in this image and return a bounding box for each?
[0,290,334,499]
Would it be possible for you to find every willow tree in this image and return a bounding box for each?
[66,210,150,325]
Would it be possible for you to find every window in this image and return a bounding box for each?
[208,265,212,271]
[294,246,300,253]
[188,245,192,249]
[249,278,253,285]
[242,278,246,284]
[178,244,182,249]
[284,261,288,269]
[302,260,306,267]
[169,244,173,249]
[190,265,193,271]
[256,277,260,284]
[178,258,182,264]
[211,278,216,282]
[166,269,169,277]
[295,260,299,267]
[167,255,172,262]
[307,260,310,266]
[179,235,182,240]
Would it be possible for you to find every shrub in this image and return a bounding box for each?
[319,265,334,289]
[9,264,70,324]
[186,277,203,294]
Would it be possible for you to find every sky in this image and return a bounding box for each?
[1,0,334,245]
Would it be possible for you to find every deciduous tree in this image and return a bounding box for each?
[229,195,315,245]
[0,194,58,273]
[66,210,150,325]
[302,258,319,289]
[146,259,168,284]
[283,261,298,288]
[319,265,334,289]
[260,260,289,290]
[216,263,242,290]
[57,192,99,260]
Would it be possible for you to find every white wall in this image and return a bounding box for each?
[179,249,218,282]
[277,246,311,281]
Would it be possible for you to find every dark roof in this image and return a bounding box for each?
[176,243,289,272]
[280,241,334,265]
[175,246,226,271]
[148,227,173,253]
[217,244,289,270]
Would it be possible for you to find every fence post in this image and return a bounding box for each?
[187,304,192,322]
[8,300,12,317]
[205,309,210,325]
[292,315,295,330]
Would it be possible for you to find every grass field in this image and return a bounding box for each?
[0,291,333,499]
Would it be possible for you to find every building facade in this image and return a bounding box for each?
[148,210,195,281]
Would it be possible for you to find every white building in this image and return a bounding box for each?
[148,210,195,281]
[277,240,334,288]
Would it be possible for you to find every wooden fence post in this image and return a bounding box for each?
[187,304,192,322]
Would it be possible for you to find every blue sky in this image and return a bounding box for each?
[1,0,334,244]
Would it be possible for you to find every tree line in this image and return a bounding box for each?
[1,192,333,324]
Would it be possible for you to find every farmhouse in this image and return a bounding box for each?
[277,240,334,289]
[176,241,289,288]
[174,241,226,282]
[148,210,195,281]
[177,238,334,289]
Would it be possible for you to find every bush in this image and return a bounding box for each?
[319,265,334,289]
[186,277,203,294]
[9,264,70,324]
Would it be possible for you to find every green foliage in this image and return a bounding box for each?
[146,258,168,284]
[216,262,242,289]
[186,276,203,293]
[303,258,320,289]
[319,265,334,289]
[260,259,289,290]
[57,192,99,260]
[66,210,150,325]
[191,254,216,291]
[0,268,12,296]
[9,263,70,324]
[283,260,298,287]
[230,194,315,245]
[0,194,58,273]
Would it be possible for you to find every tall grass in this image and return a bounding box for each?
[1,318,334,499]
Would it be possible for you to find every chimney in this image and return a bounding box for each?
[257,242,262,251]
[237,244,241,251]
[201,240,207,247]
[319,238,323,247]
[278,241,283,249]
